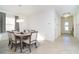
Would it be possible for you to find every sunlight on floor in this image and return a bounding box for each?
[64,35,71,45]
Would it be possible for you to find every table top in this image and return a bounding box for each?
[15,33,31,37]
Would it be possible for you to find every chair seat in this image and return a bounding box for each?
[23,39,36,44]
[12,40,20,44]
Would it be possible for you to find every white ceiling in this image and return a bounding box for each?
[55,5,78,16]
[0,5,78,16]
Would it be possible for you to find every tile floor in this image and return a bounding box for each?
[0,34,79,54]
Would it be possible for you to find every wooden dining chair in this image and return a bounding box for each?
[12,30,19,34]
[7,31,12,46]
[10,32,20,52]
[23,31,38,53]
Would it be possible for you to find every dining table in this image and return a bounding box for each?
[15,33,31,52]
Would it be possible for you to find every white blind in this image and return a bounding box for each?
[6,15,15,31]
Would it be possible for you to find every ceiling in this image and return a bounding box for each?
[0,5,78,17]
[55,5,78,16]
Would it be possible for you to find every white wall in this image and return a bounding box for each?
[74,13,77,38]
[22,9,61,42]
[54,12,61,39]
[0,8,61,41]
[74,12,79,39]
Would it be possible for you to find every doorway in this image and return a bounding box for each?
[61,16,74,35]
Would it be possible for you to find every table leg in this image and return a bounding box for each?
[20,37,23,52]
[29,35,31,53]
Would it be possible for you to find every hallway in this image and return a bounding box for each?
[0,34,79,54]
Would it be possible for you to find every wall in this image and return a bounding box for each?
[74,12,79,39]
[74,13,77,38]
[55,12,61,39]
[73,7,79,38]
[24,9,61,42]
[0,8,61,41]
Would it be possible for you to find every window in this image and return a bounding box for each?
[65,22,69,26]
[6,15,15,31]
[64,22,69,31]
[65,27,69,31]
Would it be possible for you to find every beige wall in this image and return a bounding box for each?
[61,16,74,34]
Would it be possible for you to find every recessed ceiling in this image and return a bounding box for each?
[0,5,78,16]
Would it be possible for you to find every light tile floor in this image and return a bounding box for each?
[0,34,79,54]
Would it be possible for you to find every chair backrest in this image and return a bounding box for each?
[23,30,30,34]
[31,31,38,41]
[10,32,15,41]
[7,31,12,39]
[13,30,19,34]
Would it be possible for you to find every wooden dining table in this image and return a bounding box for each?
[15,33,31,52]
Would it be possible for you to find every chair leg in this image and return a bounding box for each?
[22,42,25,49]
[29,44,31,53]
[8,40,11,46]
[14,44,17,52]
[35,42,37,48]
[11,43,13,49]
[8,41,10,46]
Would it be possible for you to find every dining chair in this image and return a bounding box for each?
[13,30,19,34]
[23,31,38,53]
[10,32,20,52]
[7,31,12,46]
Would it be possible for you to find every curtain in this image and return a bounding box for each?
[0,12,6,33]
[15,16,19,31]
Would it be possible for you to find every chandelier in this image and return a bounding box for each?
[16,5,24,22]
[16,16,24,22]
